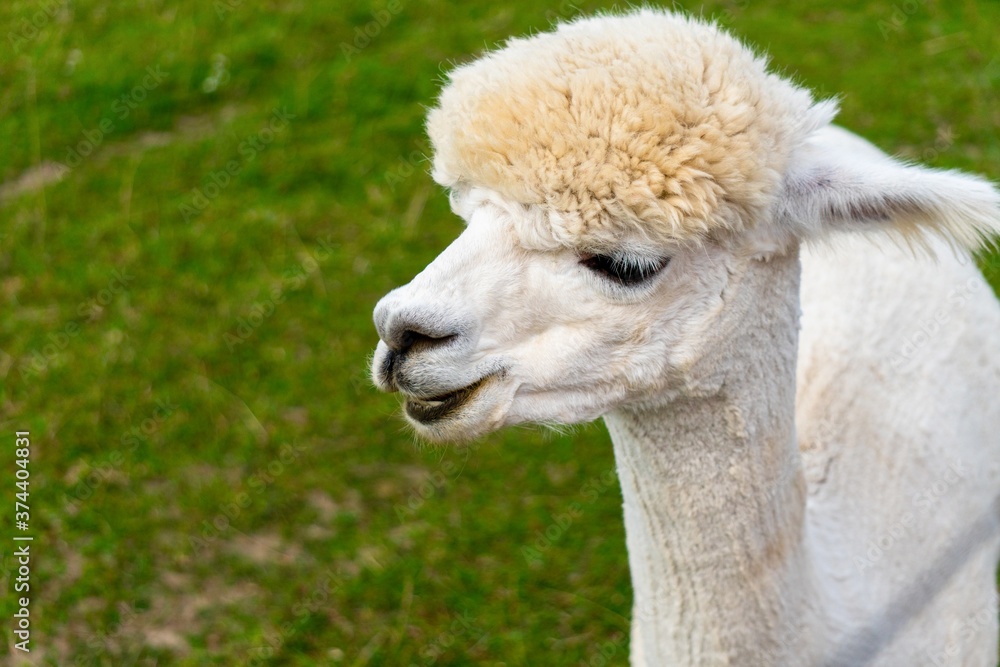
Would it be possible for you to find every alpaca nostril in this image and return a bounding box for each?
[400,329,455,354]
[374,297,471,354]
[400,329,418,351]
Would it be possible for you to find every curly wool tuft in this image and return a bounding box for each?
[426,9,838,251]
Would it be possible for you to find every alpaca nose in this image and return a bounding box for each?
[373,295,470,355]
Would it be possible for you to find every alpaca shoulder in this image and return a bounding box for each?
[794,236,1000,662]
[796,234,1000,464]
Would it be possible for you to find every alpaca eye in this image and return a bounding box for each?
[580,254,670,286]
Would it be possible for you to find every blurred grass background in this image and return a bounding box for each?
[1,0,999,665]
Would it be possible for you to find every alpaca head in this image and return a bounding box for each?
[372,10,1000,442]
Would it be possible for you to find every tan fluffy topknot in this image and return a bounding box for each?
[426,9,838,251]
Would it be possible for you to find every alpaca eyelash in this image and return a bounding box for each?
[580,253,671,286]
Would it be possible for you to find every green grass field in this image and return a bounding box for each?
[1,0,999,664]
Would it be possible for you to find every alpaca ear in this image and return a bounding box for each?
[773,126,1000,251]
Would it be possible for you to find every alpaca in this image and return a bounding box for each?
[370,10,1000,666]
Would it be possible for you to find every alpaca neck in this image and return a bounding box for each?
[604,248,830,666]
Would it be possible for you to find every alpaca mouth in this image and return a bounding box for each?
[404,377,487,423]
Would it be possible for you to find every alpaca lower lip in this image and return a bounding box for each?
[404,377,487,422]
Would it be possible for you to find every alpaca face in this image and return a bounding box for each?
[371,190,749,442]
[376,8,1000,443]
[372,126,1000,443]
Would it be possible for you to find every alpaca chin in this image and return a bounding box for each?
[402,374,513,444]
